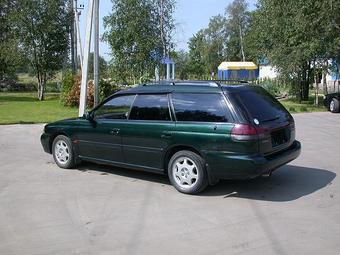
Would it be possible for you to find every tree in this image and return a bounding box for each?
[0,0,22,79]
[202,15,227,75]
[247,0,339,101]
[186,15,227,78]
[172,50,190,80]
[14,0,69,100]
[225,0,249,61]
[104,0,176,83]
[87,52,108,79]
[187,30,206,78]
[152,0,176,57]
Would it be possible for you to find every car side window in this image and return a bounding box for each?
[93,95,135,120]
[171,93,231,122]
[129,94,171,121]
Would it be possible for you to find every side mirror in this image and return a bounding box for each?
[84,111,94,121]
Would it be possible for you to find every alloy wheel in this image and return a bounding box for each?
[330,101,335,112]
[172,157,199,189]
[54,140,70,165]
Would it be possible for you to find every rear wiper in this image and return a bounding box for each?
[261,115,280,123]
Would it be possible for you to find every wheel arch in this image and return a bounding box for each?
[49,131,71,153]
[163,145,218,185]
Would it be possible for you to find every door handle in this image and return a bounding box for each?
[161,132,172,138]
[110,128,120,135]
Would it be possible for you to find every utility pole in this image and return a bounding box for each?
[70,0,76,73]
[73,0,78,70]
[74,1,84,70]
[79,0,94,117]
[93,0,99,107]
[75,9,83,69]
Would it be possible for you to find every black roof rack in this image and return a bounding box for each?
[142,79,249,87]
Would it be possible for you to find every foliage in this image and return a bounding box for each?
[61,70,75,103]
[172,50,190,80]
[225,0,249,61]
[104,0,176,83]
[187,31,206,78]
[62,75,94,108]
[186,0,251,79]
[247,0,340,101]
[87,52,108,79]
[99,79,120,101]
[13,0,70,101]
[257,78,288,97]
[0,0,22,79]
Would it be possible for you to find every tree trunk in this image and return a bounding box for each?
[37,72,46,101]
[300,63,310,101]
[314,72,319,106]
[322,60,328,95]
[239,23,245,62]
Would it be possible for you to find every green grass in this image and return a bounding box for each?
[280,95,327,113]
[0,92,77,124]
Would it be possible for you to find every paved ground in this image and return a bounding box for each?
[0,112,339,255]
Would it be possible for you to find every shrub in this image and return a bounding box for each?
[300,106,308,112]
[63,75,94,108]
[258,78,287,97]
[61,73,120,107]
[61,70,74,103]
[288,106,296,112]
[46,81,61,92]
[99,78,120,101]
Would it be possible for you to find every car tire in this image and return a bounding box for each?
[52,135,75,169]
[330,98,340,113]
[168,150,209,194]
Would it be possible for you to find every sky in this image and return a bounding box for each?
[78,0,257,60]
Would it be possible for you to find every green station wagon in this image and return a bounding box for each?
[41,81,301,194]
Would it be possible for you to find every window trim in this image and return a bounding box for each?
[169,92,235,124]
[127,93,173,122]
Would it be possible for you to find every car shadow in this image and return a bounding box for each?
[76,162,170,185]
[202,165,336,201]
[75,163,335,202]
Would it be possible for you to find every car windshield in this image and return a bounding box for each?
[230,87,288,123]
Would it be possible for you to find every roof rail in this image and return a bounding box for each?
[208,79,249,84]
[154,80,220,87]
[142,79,249,87]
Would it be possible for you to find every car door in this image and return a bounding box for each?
[120,94,175,172]
[76,94,136,164]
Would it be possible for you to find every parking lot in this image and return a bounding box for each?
[0,112,339,255]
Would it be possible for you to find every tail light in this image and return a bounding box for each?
[231,124,259,141]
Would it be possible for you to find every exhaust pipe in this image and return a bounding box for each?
[262,171,272,178]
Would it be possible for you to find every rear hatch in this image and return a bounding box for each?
[227,86,295,155]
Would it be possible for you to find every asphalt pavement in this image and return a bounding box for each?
[0,112,339,255]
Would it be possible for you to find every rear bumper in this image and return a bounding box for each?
[41,133,52,154]
[205,140,301,180]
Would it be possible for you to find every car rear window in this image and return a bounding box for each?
[171,93,231,122]
[230,87,288,123]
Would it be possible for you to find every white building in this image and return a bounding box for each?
[259,65,278,79]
